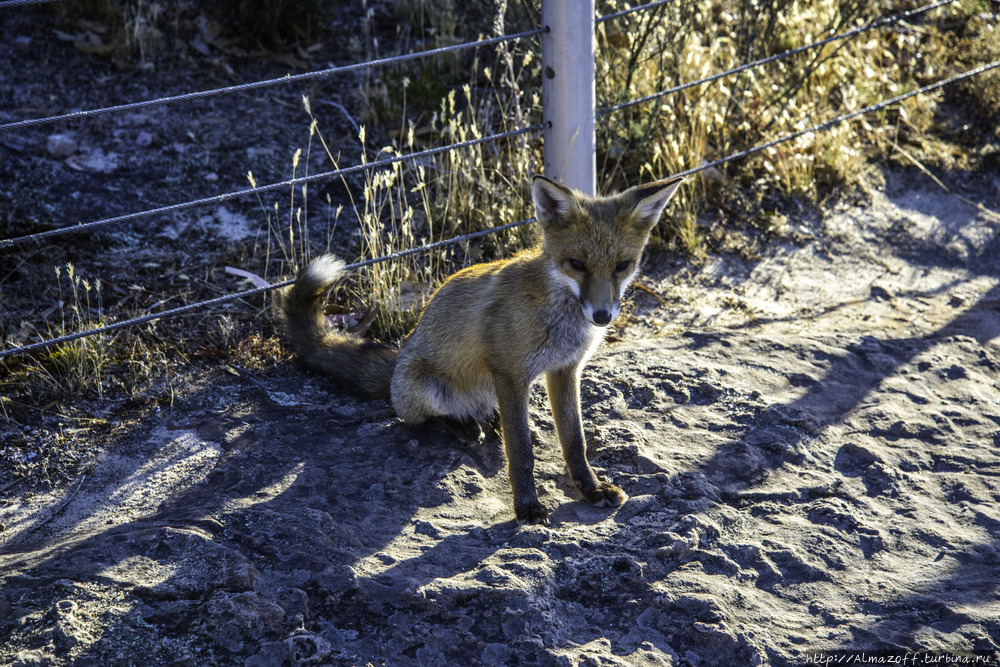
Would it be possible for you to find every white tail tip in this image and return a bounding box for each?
[305,255,346,284]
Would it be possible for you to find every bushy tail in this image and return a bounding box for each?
[277,255,397,398]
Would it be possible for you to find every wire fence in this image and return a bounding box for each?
[0,0,962,249]
[2,0,997,360]
[596,0,958,116]
[0,216,542,359]
[0,123,549,248]
[0,27,547,133]
[4,57,998,360]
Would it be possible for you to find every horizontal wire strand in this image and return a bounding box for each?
[0,0,60,7]
[672,59,1000,180]
[0,122,549,248]
[596,0,679,24]
[0,27,547,133]
[596,0,958,116]
[3,58,998,360]
[0,217,537,359]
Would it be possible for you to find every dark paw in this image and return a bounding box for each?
[581,481,626,508]
[515,503,549,525]
[431,416,483,444]
[485,410,502,440]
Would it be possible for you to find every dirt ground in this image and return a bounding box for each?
[3,3,1000,667]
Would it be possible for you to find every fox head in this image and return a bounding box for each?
[532,174,684,327]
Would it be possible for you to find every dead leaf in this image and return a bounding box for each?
[190,34,211,56]
[347,312,376,336]
[225,266,270,289]
[53,29,85,42]
[64,155,90,172]
[73,31,110,55]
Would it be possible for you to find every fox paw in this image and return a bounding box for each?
[431,416,483,444]
[515,502,549,525]
[582,481,626,508]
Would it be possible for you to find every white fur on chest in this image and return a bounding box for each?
[525,277,603,380]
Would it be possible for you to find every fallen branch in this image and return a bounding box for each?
[634,282,667,305]
[0,476,26,494]
[25,473,86,536]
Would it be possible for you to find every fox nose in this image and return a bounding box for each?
[592,309,613,326]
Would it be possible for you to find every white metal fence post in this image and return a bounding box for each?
[541,0,596,195]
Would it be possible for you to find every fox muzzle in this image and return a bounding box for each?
[592,309,613,326]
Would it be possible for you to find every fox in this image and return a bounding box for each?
[278,174,684,524]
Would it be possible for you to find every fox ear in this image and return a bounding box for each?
[532,175,581,223]
[629,176,684,230]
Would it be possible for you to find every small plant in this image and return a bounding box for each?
[43,263,113,400]
[247,97,348,284]
[311,93,440,338]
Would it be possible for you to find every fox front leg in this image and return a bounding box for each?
[546,366,626,509]
[496,374,548,525]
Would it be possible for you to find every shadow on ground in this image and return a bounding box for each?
[2,178,1000,665]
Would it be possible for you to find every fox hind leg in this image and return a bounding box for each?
[391,353,487,443]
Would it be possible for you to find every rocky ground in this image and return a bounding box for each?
[3,2,1000,666]
[2,168,999,666]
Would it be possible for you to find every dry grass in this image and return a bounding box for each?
[270,1,545,339]
[1,264,115,407]
[596,0,999,244]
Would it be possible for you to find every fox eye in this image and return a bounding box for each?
[568,259,586,272]
[615,259,631,273]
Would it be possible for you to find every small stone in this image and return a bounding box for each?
[47,133,78,158]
